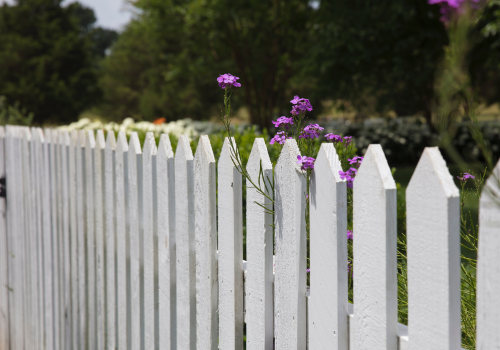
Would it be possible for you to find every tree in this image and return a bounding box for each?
[0,0,117,124]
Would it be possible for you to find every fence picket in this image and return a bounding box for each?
[142,132,157,349]
[274,139,307,350]
[351,144,397,350]
[104,131,117,349]
[115,131,128,350]
[76,130,87,350]
[69,130,79,349]
[194,135,218,350]
[309,143,348,350]
[175,135,196,350]
[0,127,8,350]
[407,147,460,350]
[157,133,175,350]
[127,132,142,350]
[218,137,244,350]
[477,159,500,348]
[245,138,273,350]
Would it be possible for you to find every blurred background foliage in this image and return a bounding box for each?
[1,0,500,163]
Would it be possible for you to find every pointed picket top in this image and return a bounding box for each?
[308,142,348,350]
[219,137,240,169]
[70,130,78,146]
[105,131,116,149]
[274,138,307,350]
[128,132,142,155]
[143,132,157,156]
[59,130,70,146]
[406,147,460,350]
[408,147,458,198]
[175,135,193,162]
[195,135,215,165]
[477,159,500,349]
[78,129,86,147]
[247,138,272,176]
[96,129,105,150]
[158,133,174,159]
[351,144,397,350]
[84,129,96,149]
[31,128,44,143]
[116,131,128,153]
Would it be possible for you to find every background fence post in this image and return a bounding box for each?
[0,126,9,350]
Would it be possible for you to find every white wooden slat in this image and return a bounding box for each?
[156,133,175,350]
[218,137,244,350]
[245,138,273,350]
[85,130,97,350]
[309,143,348,350]
[55,130,65,350]
[20,128,36,350]
[194,135,218,349]
[0,127,9,350]
[60,131,72,348]
[406,147,460,350]
[174,135,196,350]
[351,144,397,350]
[127,132,142,350]
[115,131,128,350]
[142,132,157,349]
[95,130,106,350]
[477,159,500,348]
[6,126,24,350]
[104,131,117,349]
[30,128,43,349]
[77,130,87,350]
[274,139,307,350]
[69,130,79,350]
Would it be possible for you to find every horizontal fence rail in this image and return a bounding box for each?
[0,125,498,349]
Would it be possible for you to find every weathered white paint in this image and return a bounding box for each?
[194,135,218,350]
[352,144,397,350]
[115,131,128,350]
[156,133,175,350]
[218,137,244,350]
[175,135,196,350]
[309,143,348,350]
[76,130,87,350]
[407,147,460,350]
[127,132,142,350]
[274,139,307,350]
[0,127,8,350]
[142,132,157,349]
[69,130,80,350]
[245,138,274,350]
[84,130,97,350]
[477,159,500,349]
[104,131,117,349]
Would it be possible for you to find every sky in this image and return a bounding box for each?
[0,0,134,30]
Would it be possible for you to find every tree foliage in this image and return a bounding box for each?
[0,0,117,124]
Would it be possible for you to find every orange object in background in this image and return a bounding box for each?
[153,117,166,125]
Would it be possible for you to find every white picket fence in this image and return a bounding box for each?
[0,125,499,350]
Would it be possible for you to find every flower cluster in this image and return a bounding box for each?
[299,123,324,139]
[458,172,475,182]
[290,95,313,116]
[272,116,294,128]
[347,230,353,240]
[325,133,353,145]
[428,0,481,23]
[297,155,316,171]
[348,156,364,166]
[217,73,241,89]
[339,167,358,188]
[269,131,289,145]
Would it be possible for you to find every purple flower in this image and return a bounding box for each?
[299,123,324,139]
[348,156,364,166]
[290,95,313,116]
[272,116,294,128]
[343,136,353,145]
[217,73,241,89]
[339,167,358,188]
[428,0,482,22]
[297,155,315,171]
[306,268,311,273]
[325,133,343,143]
[347,230,353,240]
[458,172,475,182]
[269,131,288,145]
